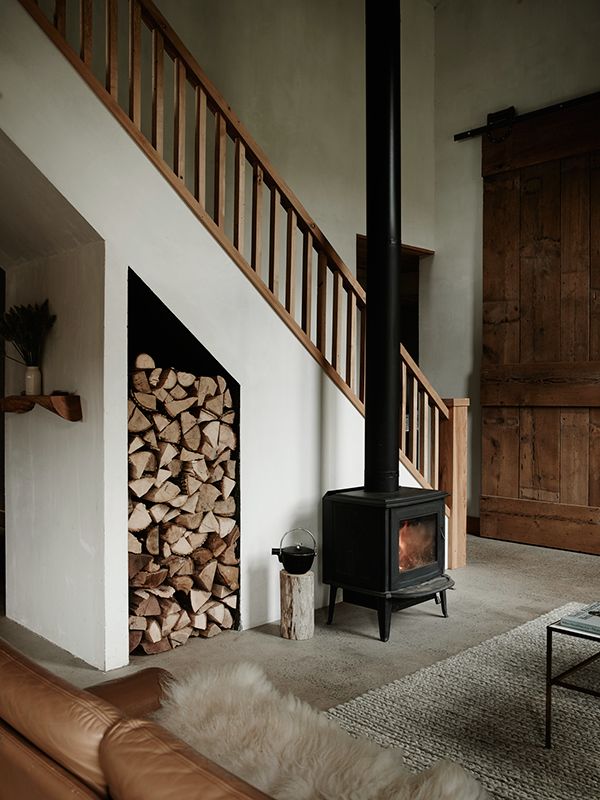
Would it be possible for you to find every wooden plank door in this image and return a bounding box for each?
[480,96,600,554]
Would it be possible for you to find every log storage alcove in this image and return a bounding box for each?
[127,352,239,654]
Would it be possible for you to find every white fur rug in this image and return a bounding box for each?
[153,663,487,800]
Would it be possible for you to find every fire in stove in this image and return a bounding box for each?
[398,516,436,572]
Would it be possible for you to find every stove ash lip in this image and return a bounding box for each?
[322,485,448,507]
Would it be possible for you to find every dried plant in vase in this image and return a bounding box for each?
[0,299,56,395]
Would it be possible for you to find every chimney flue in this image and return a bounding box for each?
[363,0,402,493]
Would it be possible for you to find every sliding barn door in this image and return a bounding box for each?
[481,96,600,553]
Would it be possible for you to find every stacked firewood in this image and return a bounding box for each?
[127,353,239,654]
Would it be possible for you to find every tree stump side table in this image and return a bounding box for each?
[279,570,314,640]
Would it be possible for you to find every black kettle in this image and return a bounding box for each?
[271,528,317,574]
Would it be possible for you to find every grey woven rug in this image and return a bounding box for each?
[328,604,600,800]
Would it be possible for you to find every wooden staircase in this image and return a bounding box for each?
[19,0,469,566]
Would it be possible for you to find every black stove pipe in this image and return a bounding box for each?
[363,1,401,493]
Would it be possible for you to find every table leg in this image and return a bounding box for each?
[545,626,553,748]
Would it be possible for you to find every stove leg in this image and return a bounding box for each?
[327,585,338,625]
[439,590,448,617]
[378,600,392,642]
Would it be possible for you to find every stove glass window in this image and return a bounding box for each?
[398,514,437,572]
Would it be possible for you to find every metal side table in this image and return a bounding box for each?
[545,621,600,748]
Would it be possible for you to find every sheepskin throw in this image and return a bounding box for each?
[153,663,487,800]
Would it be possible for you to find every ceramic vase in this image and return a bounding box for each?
[25,366,42,396]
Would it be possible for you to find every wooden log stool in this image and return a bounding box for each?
[279,570,314,640]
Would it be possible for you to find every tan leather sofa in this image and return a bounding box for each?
[0,637,272,800]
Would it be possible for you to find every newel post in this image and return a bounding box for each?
[439,398,470,569]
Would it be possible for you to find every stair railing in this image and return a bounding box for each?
[20,0,467,565]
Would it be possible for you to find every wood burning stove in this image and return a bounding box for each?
[323,487,452,641]
[321,1,454,641]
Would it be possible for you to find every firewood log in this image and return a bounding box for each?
[129,477,154,498]
[197,560,217,591]
[169,384,187,400]
[218,424,236,451]
[211,583,233,599]
[128,552,153,577]
[221,607,234,629]
[162,542,171,559]
[198,409,218,423]
[154,388,171,403]
[190,612,207,630]
[129,630,143,652]
[220,476,236,500]
[199,511,219,533]
[132,369,151,393]
[197,376,217,405]
[225,525,240,547]
[168,459,182,478]
[169,627,192,647]
[223,388,232,407]
[214,496,236,516]
[169,575,194,593]
[224,459,236,479]
[207,533,226,557]
[217,564,239,590]
[159,419,181,444]
[128,532,142,554]
[165,397,197,418]
[128,407,152,433]
[192,459,210,481]
[129,435,145,454]
[141,638,171,654]
[158,598,182,616]
[143,429,158,450]
[130,593,161,617]
[218,544,239,566]
[163,508,180,522]
[174,610,191,630]
[181,493,199,513]
[180,411,197,434]
[129,615,147,631]
[149,503,169,523]
[146,527,159,555]
[201,420,220,449]
[153,414,170,432]
[177,371,196,388]
[222,594,238,610]
[134,392,156,411]
[205,393,224,416]
[129,450,153,480]
[162,524,186,544]
[171,536,193,556]
[146,584,176,598]
[190,588,211,612]
[196,484,221,512]
[145,481,180,503]
[183,475,201,496]
[207,603,225,625]
[221,410,235,424]
[217,516,236,538]
[216,376,227,393]
[176,512,203,529]
[135,353,155,369]
[209,465,224,484]
[161,613,180,637]
[182,425,201,452]
[145,619,162,643]
[199,623,221,638]
[128,503,152,532]
[153,468,171,488]
[191,547,213,566]
[188,532,208,549]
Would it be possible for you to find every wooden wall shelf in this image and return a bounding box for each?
[0,394,82,421]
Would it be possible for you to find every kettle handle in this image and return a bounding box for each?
[279,527,317,553]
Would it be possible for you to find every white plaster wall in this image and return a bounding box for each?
[4,241,107,668]
[155,0,435,265]
[421,0,600,513]
[0,1,421,668]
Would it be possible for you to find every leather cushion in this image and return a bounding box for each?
[0,638,121,795]
[87,667,172,718]
[101,718,274,800]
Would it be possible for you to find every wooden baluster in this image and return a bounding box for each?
[54,0,66,37]
[106,0,118,98]
[233,139,246,252]
[151,29,164,156]
[285,208,297,315]
[194,86,207,207]
[251,164,263,273]
[129,0,142,127]
[174,59,186,180]
[410,376,419,465]
[359,305,366,404]
[301,230,313,337]
[269,188,280,297]
[400,360,407,455]
[331,271,342,371]
[316,253,328,355]
[419,394,430,483]
[80,0,93,66]
[214,113,226,227]
[431,405,440,490]
[345,290,356,390]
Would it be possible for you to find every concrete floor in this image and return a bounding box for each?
[1,535,598,710]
